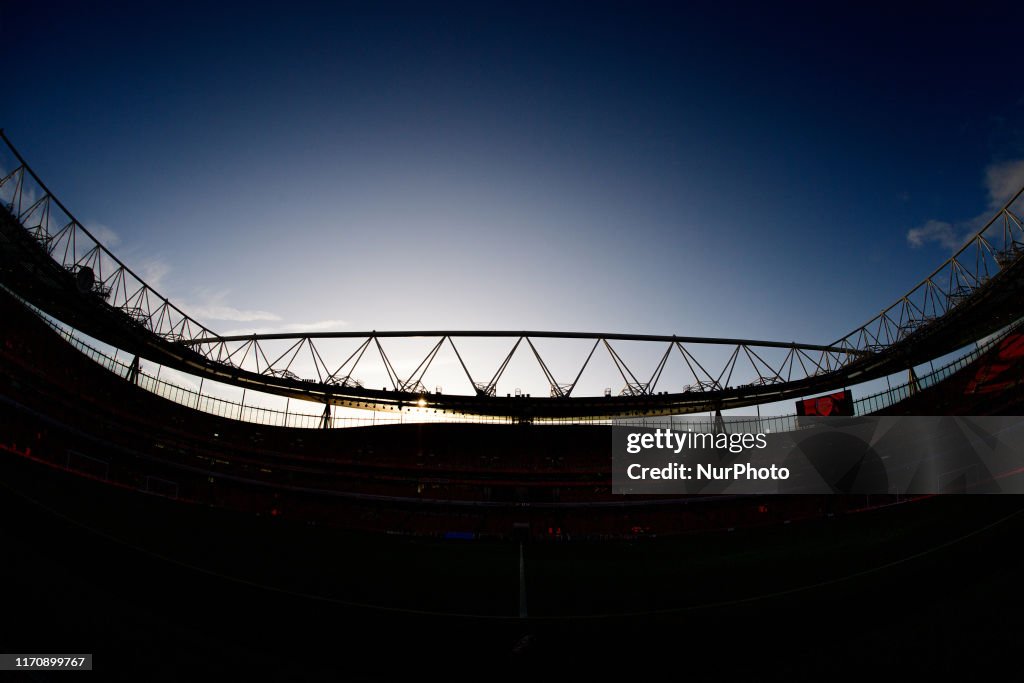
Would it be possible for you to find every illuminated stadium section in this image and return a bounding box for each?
[4,134,1024,669]
[3,127,1024,533]
[5,278,1024,537]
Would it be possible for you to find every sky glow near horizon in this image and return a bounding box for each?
[4,1,1024,409]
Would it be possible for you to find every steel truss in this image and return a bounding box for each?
[2,129,1024,417]
[832,195,1024,353]
[181,329,864,400]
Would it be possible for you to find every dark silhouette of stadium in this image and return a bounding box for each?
[3,131,1024,675]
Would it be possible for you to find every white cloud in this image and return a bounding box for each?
[0,175,38,214]
[188,304,281,323]
[906,220,963,250]
[84,221,121,247]
[280,319,347,332]
[222,319,347,336]
[907,158,1024,251]
[138,258,171,290]
[985,159,1024,208]
[180,288,281,323]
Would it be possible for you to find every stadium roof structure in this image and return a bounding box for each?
[3,130,1024,418]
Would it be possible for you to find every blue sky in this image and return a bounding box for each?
[4,1,1024,403]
